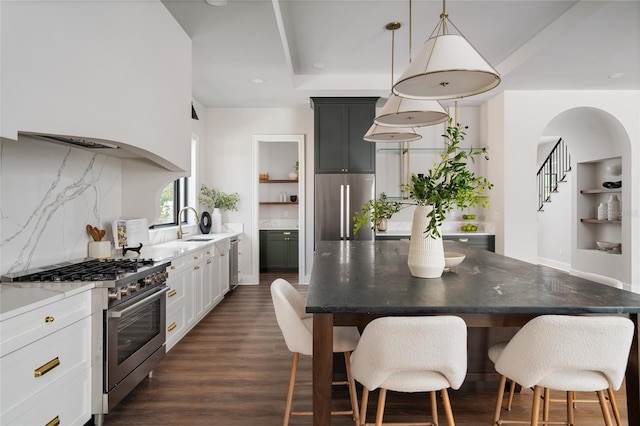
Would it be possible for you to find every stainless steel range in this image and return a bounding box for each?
[2,257,171,426]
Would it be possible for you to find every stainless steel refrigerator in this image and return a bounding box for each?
[315,174,375,242]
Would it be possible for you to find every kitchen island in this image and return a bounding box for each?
[306,240,640,425]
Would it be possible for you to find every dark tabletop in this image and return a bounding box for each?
[306,240,640,315]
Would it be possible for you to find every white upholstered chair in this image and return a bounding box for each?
[350,316,467,426]
[270,278,361,425]
[490,315,634,426]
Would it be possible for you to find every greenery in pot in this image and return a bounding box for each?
[198,184,240,211]
[402,118,493,238]
[353,192,402,234]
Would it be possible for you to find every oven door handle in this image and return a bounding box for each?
[107,286,169,318]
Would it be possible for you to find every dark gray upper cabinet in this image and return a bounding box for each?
[311,97,378,174]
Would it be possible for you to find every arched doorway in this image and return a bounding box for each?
[536,107,631,285]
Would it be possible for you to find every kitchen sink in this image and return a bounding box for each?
[185,236,217,242]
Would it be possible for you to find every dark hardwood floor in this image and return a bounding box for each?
[104,272,628,425]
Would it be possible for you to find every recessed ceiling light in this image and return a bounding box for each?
[608,72,625,79]
[205,0,228,6]
[251,78,265,84]
[312,62,326,69]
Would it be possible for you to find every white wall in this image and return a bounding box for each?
[485,90,640,288]
[203,108,314,284]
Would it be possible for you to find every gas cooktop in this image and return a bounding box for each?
[1,258,165,284]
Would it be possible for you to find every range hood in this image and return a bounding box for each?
[19,131,183,171]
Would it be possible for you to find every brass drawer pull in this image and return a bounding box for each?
[194,256,199,260]
[34,357,60,377]
[45,415,60,426]
[45,316,55,323]
[170,265,176,270]
[207,259,212,265]
[168,322,177,332]
[220,253,225,257]
[283,232,291,236]
[459,238,469,243]
[194,265,200,270]
[167,289,177,298]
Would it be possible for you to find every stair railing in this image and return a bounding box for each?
[537,138,571,211]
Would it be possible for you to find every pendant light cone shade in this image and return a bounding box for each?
[375,94,449,127]
[364,123,422,143]
[393,34,500,100]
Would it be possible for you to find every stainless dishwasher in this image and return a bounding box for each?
[229,236,239,289]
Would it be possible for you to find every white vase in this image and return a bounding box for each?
[212,208,223,233]
[288,171,298,180]
[607,195,621,221]
[407,206,445,278]
[597,202,607,220]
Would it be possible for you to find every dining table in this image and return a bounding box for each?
[306,240,640,425]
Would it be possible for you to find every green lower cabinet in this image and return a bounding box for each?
[260,230,299,272]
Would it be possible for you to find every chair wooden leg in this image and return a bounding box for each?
[283,352,299,426]
[441,388,455,426]
[543,387,550,422]
[597,390,614,426]
[530,386,542,426]
[607,387,622,426]
[375,388,387,426]
[430,391,438,425]
[360,387,370,426]
[492,375,507,425]
[506,379,516,411]
[566,390,574,426]
[344,351,360,425]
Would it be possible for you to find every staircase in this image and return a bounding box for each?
[537,138,571,211]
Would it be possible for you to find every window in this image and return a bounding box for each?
[151,135,197,228]
[154,178,188,227]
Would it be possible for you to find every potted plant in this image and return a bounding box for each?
[353,192,402,233]
[198,184,240,232]
[289,161,299,180]
[402,119,493,278]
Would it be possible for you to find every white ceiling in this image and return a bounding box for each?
[162,0,640,109]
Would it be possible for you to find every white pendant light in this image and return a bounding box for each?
[375,94,448,127]
[364,22,422,143]
[364,123,422,143]
[392,0,500,100]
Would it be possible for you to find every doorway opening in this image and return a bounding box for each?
[252,134,306,285]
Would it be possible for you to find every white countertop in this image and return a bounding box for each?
[0,232,240,321]
[0,282,94,321]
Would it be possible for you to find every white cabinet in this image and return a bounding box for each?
[166,238,232,352]
[0,290,92,425]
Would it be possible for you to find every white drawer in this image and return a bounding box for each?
[1,365,91,426]
[166,301,186,352]
[0,290,91,357]
[1,315,91,414]
[215,237,230,253]
[166,273,186,309]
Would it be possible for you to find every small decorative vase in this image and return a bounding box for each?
[376,218,388,232]
[607,195,621,221]
[407,206,445,279]
[597,202,607,220]
[288,171,298,180]
[212,208,223,233]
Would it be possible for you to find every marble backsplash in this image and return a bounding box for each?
[1,138,122,276]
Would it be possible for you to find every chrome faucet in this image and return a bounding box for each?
[177,206,200,239]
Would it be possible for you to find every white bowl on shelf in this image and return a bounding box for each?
[444,252,465,268]
[596,241,620,250]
